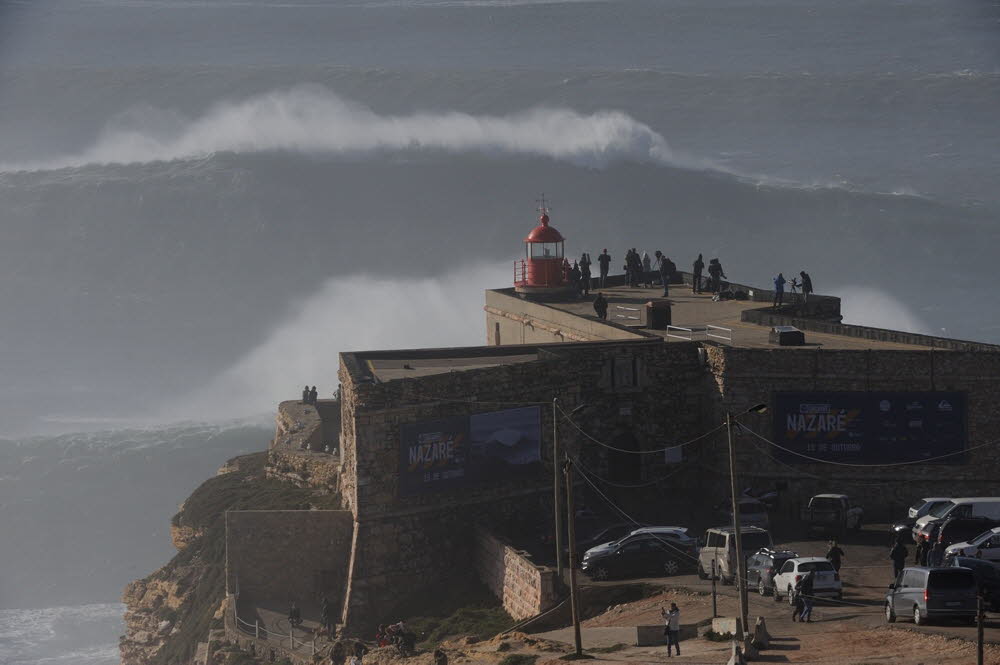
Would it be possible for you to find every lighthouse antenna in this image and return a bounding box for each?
[535,193,552,216]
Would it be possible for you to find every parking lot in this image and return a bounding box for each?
[576,523,1000,645]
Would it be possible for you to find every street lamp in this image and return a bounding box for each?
[726,402,767,653]
[553,398,588,582]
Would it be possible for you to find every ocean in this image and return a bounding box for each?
[0,0,997,662]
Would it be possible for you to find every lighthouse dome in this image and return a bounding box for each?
[524,213,564,243]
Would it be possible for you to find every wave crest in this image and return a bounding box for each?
[4,85,677,172]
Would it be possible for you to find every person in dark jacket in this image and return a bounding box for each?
[800,271,814,303]
[826,540,845,572]
[659,256,673,296]
[773,273,786,308]
[309,386,318,405]
[692,254,705,293]
[708,259,726,293]
[797,572,815,622]
[915,538,929,566]
[569,261,582,296]
[593,292,608,319]
[580,260,591,296]
[598,249,611,288]
[890,539,908,581]
[434,649,448,665]
[302,385,310,404]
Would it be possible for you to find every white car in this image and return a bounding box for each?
[908,497,952,520]
[945,526,1000,562]
[772,557,843,604]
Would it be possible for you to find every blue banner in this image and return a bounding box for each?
[772,392,966,464]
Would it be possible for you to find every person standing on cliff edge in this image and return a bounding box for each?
[773,273,786,308]
[301,385,310,404]
[693,254,705,293]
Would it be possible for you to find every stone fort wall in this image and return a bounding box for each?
[705,346,1000,520]
[226,510,354,614]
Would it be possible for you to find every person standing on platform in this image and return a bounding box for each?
[800,271,814,303]
[598,249,611,288]
[659,255,672,297]
[580,259,591,296]
[302,385,310,404]
[773,273,786,308]
[642,252,652,288]
[309,386,318,405]
[692,254,704,293]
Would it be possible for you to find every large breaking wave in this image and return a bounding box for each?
[1,85,688,172]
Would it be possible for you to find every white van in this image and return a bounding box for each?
[945,526,1000,562]
[697,526,773,585]
[913,498,1000,532]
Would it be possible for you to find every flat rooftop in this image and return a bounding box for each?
[547,284,935,350]
[364,352,538,381]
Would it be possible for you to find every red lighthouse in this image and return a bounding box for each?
[514,200,572,298]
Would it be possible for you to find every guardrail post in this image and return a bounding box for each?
[255,620,259,639]
[312,637,316,656]
[289,626,294,649]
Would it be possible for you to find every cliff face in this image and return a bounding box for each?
[120,452,341,665]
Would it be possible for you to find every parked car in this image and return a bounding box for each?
[936,517,1000,549]
[913,518,943,545]
[913,498,1000,534]
[893,497,952,542]
[948,557,1000,611]
[945,526,1000,562]
[697,526,774,585]
[581,530,698,580]
[772,557,842,603]
[800,494,864,533]
[720,498,770,529]
[885,567,978,625]
[568,522,635,560]
[909,497,953,520]
[746,548,799,596]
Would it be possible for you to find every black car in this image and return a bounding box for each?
[937,517,1000,548]
[746,548,798,596]
[949,556,1000,611]
[581,533,697,580]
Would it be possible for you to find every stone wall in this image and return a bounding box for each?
[226,510,354,614]
[266,400,343,492]
[705,346,1000,521]
[474,527,558,621]
[336,339,713,632]
[485,288,650,346]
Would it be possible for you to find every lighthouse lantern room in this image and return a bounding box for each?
[514,200,572,298]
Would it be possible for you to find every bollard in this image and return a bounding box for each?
[255,620,260,639]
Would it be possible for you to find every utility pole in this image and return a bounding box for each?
[711,559,718,618]
[553,398,564,582]
[726,411,749,649]
[564,458,584,657]
[978,591,984,665]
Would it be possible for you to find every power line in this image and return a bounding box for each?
[572,455,694,489]
[558,403,724,455]
[569,457,702,564]
[744,426,997,468]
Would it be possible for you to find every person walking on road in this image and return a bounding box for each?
[890,538,908,581]
[661,602,681,656]
[797,571,815,623]
[598,249,611,288]
[826,540,845,572]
